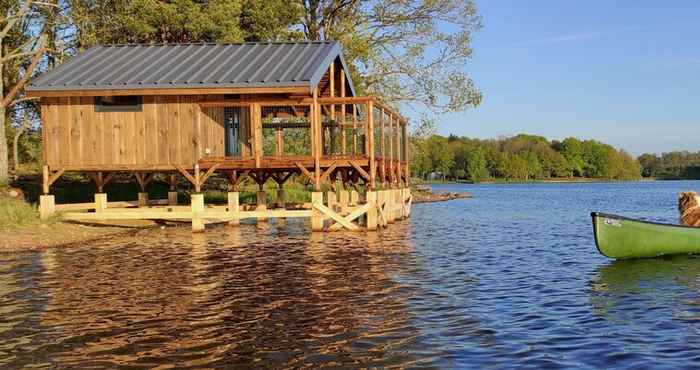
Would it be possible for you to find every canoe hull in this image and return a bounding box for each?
[591,212,700,259]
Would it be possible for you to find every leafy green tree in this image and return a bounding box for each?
[299,0,482,114]
[466,147,489,182]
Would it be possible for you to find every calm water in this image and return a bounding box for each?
[2,181,700,369]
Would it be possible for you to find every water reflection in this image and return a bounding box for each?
[0,220,437,368]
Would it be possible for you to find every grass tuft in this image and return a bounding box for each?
[0,196,41,228]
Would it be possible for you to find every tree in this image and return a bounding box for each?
[425,134,453,178]
[299,0,482,113]
[466,147,488,182]
[0,0,48,183]
[558,137,585,177]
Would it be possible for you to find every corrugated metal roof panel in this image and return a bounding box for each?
[27,41,356,95]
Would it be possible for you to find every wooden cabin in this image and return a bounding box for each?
[27,41,411,232]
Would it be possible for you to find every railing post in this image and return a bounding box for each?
[368,100,376,190]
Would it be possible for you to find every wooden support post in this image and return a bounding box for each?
[191,193,205,232]
[276,188,285,209]
[228,191,240,226]
[39,195,55,220]
[366,191,377,231]
[313,88,321,190]
[138,192,149,207]
[168,191,178,206]
[94,193,107,212]
[327,190,337,213]
[252,103,262,168]
[350,190,359,207]
[194,164,201,193]
[42,165,49,194]
[311,192,324,231]
[368,100,376,189]
[339,190,349,212]
[256,191,267,223]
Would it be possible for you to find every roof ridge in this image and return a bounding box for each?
[96,41,337,48]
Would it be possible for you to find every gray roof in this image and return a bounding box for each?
[27,41,355,95]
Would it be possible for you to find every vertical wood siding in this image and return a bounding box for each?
[41,95,226,167]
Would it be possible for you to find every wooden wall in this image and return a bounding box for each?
[41,95,227,168]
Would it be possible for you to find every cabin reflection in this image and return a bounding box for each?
[28,225,426,367]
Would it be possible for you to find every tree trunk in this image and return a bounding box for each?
[0,106,8,184]
[12,126,19,170]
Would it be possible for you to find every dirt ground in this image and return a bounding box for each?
[0,220,159,252]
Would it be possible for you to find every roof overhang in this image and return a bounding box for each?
[26,85,309,98]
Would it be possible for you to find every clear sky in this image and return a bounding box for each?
[435,1,700,155]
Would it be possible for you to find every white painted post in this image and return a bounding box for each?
[94,193,107,212]
[256,191,267,223]
[311,192,324,231]
[39,195,55,220]
[191,193,205,232]
[366,191,377,231]
[228,191,240,226]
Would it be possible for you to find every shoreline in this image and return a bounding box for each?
[420,178,672,185]
[1,191,469,252]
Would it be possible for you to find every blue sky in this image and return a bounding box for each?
[434,1,700,155]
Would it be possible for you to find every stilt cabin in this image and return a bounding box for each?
[28,41,412,232]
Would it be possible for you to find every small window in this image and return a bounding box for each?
[95,96,142,112]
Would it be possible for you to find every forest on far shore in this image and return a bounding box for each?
[410,129,700,182]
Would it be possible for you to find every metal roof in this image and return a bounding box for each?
[27,41,355,95]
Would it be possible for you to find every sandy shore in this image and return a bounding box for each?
[0,220,158,252]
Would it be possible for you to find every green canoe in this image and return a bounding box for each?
[591,212,700,259]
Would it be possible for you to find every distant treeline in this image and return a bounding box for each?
[637,152,700,180]
[411,133,641,182]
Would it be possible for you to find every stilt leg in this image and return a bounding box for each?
[94,193,107,212]
[39,195,55,220]
[311,192,324,231]
[191,193,205,232]
[339,190,349,213]
[366,191,377,231]
[138,192,149,207]
[256,191,267,223]
[228,191,239,226]
[168,191,178,206]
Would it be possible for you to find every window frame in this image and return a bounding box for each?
[94,96,143,113]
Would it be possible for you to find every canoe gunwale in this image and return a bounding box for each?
[591,212,693,230]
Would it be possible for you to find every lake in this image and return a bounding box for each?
[2,181,700,368]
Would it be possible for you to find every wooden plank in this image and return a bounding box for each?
[329,203,371,231]
[57,98,70,165]
[156,96,170,164]
[143,95,158,165]
[179,96,195,164]
[313,202,359,231]
[168,96,181,164]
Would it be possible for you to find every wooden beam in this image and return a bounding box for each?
[199,163,221,186]
[175,165,197,187]
[320,161,338,183]
[350,161,370,181]
[329,203,372,231]
[313,202,359,231]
